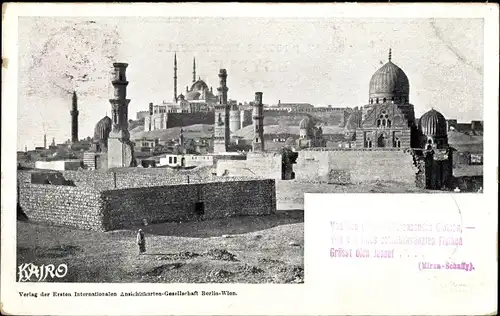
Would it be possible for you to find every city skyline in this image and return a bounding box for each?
[18,17,484,150]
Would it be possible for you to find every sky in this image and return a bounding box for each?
[17,17,484,151]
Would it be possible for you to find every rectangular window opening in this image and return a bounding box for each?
[194,202,205,216]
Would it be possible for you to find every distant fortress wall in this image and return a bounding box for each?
[166,112,215,129]
[138,107,350,130]
[262,110,349,127]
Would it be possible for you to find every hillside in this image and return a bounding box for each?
[128,119,482,151]
[130,124,214,140]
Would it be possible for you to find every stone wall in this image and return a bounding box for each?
[100,179,276,230]
[262,111,347,127]
[294,149,418,184]
[166,112,215,128]
[216,152,283,179]
[18,175,276,231]
[18,183,105,231]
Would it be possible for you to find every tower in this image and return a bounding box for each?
[179,128,184,147]
[192,57,196,83]
[43,134,47,149]
[173,53,178,102]
[213,69,229,153]
[70,91,79,143]
[107,62,136,168]
[51,137,55,147]
[252,92,265,152]
[229,103,241,134]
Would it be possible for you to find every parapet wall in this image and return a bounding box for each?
[295,149,418,184]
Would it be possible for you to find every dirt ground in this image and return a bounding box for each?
[17,210,304,284]
[16,180,429,284]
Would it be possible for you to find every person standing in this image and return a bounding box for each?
[136,229,146,255]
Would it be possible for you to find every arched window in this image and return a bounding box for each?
[377,119,381,127]
[387,120,392,128]
[383,98,386,103]
[394,138,401,148]
[376,98,379,104]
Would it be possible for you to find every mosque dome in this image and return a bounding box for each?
[369,50,410,103]
[344,110,363,130]
[419,109,447,137]
[190,79,209,92]
[94,116,112,141]
[186,91,201,100]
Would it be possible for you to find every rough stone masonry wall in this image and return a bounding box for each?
[216,152,282,179]
[295,149,418,184]
[100,179,276,231]
[18,183,105,231]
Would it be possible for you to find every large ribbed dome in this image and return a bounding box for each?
[94,116,112,141]
[419,109,447,137]
[369,50,410,102]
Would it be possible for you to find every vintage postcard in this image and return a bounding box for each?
[1,2,498,315]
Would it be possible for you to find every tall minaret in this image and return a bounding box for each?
[173,53,178,102]
[70,91,79,143]
[213,69,229,153]
[51,137,55,147]
[43,134,47,149]
[192,57,196,83]
[252,92,265,152]
[107,62,136,168]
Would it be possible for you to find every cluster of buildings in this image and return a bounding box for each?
[19,49,484,191]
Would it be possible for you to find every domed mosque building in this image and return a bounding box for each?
[339,49,453,189]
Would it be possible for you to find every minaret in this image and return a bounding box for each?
[43,134,47,149]
[179,128,184,147]
[51,137,55,147]
[192,57,196,83]
[107,62,136,168]
[70,91,79,143]
[388,48,392,62]
[173,53,178,102]
[24,145,27,152]
[213,69,229,153]
[252,92,265,152]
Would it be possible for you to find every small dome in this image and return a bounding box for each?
[344,111,363,130]
[419,109,447,137]
[369,51,409,102]
[94,116,112,141]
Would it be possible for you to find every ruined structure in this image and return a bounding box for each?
[213,69,230,153]
[107,62,136,168]
[252,92,265,152]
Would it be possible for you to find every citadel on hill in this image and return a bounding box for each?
[20,50,483,193]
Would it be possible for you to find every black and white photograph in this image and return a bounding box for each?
[13,13,487,285]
